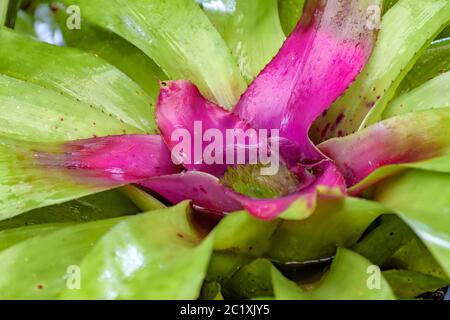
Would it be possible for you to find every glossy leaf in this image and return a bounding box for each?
[234,0,380,163]
[0,28,155,133]
[319,108,450,189]
[0,74,136,142]
[54,7,166,98]
[64,0,247,108]
[0,135,177,220]
[0,189,139,230]
[315,0,450,140]
[272,248,396,300]
[0,218,121,299]
[61,202,214,299]
[198,0,285,82]
[375,170,450,278]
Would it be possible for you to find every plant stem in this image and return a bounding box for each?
[0,0,20,28]
[0,0,9,26]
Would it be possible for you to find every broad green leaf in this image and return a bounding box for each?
[277,0,305,35]
[0,217,121,299]
[383,71,450,118]
[394,39,450,97]
[213,211,279,256]
[0,0,8,25]
[64,0,247,108]
[314,0,450,140]
[61,202,214,299]
[0,28,155,133]
[375,170,450,278]
[0,74,137,142]
[198,0,285,83]
[353,215,416,266]
[267,197,385,262]
[272,248,396,300]
[386,237,448,280]
[54,8,166,99]
[383,270,449,299]
[0,223,72,252]
[206,252,252,286]
[0,189,140,230]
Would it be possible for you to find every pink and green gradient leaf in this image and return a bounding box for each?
[234,0,380,163]
[314,0,450,140]
[0,135,179,220]
[319,108,450,191]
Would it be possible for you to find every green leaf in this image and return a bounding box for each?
[0,217,121,299]
[277,0,305,35]
[0,73,137,142]
[225,259,273,299]
[353,215,416,266]
[272,248,396,300]
[198,0,285,83]
[119,186,166,212]
[0,223,72,252]
[386,237,448,280]
[394,39,450,97]
[60,202,214,299]
[383,270,449,299]
[54,7,166,99]
[315,0,450,140]
[0,189,140,230]
[267,197,385,262]
[213,211,279,256]
[64,0,247,108]
[375,170,450,278]
[383,71,450,118]
[0,27,155,134]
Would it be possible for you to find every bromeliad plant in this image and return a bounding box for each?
[0,0,449,300]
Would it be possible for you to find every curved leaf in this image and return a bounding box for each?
[61,202,214,300]
[375,170,450,278]
[267,197,386,262]
[234,0,380,163]
[277,0,305,35]
[0,28,155,133]
[0,74,136,142]
[271,248,396,300]
[64,0,247,108]
[198,0,285,82]
[0,189,140,230]
[0,217,121,299]
[383,270,449,299]
[0,135,178,220]
[383,71,450,118]
[315,0,450,140]
[394,39,450,97]
[54,7,166,98]
[319,108,450,189]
